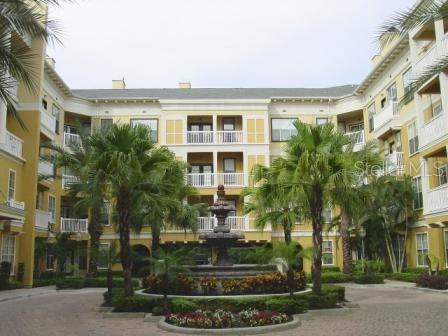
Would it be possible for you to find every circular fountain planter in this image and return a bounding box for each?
[188,264,278,278]
[135,288,311,300]
[158,315,301,335]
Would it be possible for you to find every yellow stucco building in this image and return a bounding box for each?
[1,4,448,287]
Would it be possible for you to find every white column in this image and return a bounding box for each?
[243,150,248,187]
[421,157,430,212]
[0,99,6,144]
[242,116,247,144]
[212,114,217,144]
[213,151,218,187]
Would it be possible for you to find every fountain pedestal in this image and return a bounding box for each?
[199,185,244,266]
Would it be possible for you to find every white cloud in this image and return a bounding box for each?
[47,0,416,89]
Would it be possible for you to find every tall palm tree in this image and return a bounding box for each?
[90,124,184,296]
[379,0,448,102]
[277,120,352,294]
[0,0,66,127]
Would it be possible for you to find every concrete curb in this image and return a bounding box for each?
[144,313,163,322]
[94,306,113,313]
[102,312,146,319]
[157,315,301,335]
[135,288,311,300]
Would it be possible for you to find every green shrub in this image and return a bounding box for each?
[416,273,448,290]
[3,281,23,290]
[305,293,339,309]
[438,269,448,277]
[385,273,418,282]
[33,278,61,287]
[152,306,165,316]
[403,267,428,274]
[55,278,85,289]
[265,297,306,314]
[353,273,384,284]
[322,266,341,273]
[321,272,351,283]
[112,296,159,312]
[96,270,124,277]
[171,298,199,313]
[321,284,345,301]
[84,277,139,288]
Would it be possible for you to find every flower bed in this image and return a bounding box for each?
[143,271,306,296]
[166,309,290,329]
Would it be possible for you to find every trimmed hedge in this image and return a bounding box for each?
[171,298,199,313]
[385,273,418,283]
[321,284,345,301]
[0,281,23,291]
[321,272,351,283]
[112,296,160,313]
[33,278,61,287]
[322,266,342,273]
[403,267,428,274]
[265,297,307,314]
[353,273,384,284]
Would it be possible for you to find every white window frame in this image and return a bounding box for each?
[271,118,297,142]
[444,230,448,268]
[432,103,442,118]
[316,117,329,126]
[1,234,16,275]
[322,240,334,266]
[416,232,429,267]
[368,103,376,132]
[48,194,56,224]
[403,67,413,94]
[46,254,55,271]
[408,121,419,155]
[98,242,110,270]
[437,164,448,186]
[412,176,423,210]
[130,118,158,142]
[8,169,16,201]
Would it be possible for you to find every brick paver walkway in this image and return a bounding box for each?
[0,284,447,336]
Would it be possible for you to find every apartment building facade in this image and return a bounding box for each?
[1,6,448,287]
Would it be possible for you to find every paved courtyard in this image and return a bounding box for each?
[0,283,447,336]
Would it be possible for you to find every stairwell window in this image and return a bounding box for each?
[408,121,419,155]
[271,118,297,142]
[322,240,334,265]
[8,169,16,201]
[100,119,113,130]
[316,117,329,125]
[412,176,423,209]
[416,233,429,267]
[48,195,56,224]
[1,235,16,275]
[403,68,413,96]
[130,119,158,142]
[368,103,375,132]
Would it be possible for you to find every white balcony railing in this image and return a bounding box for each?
[216,131,243,144]
[420,114,448,149]
[197,216,249,232]
[6,199,25,211]
[0,131,23,159]
[60,218,88,233]
[415,43,438,75]
[38,159,54,177]
[374,102,399,130]
[345,130,365,151]
[385,152,404,175]
[187,131,214,144]
[187,173,215,187]
[40,109,56,134]
[35,209,51,230]
[62,174,79,189]
[217,173,245,186]
[64,132,82,147]
[424,184,448,214]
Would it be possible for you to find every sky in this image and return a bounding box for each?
[47,0,417,90]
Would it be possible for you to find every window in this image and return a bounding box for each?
[48,195,56,223]
[408,121,419,155]
[98,243,110,269]
[223,158,236,173]
[316,117,329,125]
[100,201,111,225]
[46,254,54,270]
[416,233,429,267]
[52,104,61,134]
[8,170,16,200]
[387,83,398,102]
[322,207,332,223]
[437,164,448,186]
[445,231,448,267]
[380,97,387,109]
[402,68,413,95]
[412,176,423,209]
[100,119,113,130]
[368,103,375,132]
[130,119,158,142]
[1,235,16,274]
[41,99,48,110]
[322,241,334,265]
[432,103,442,118]
[223,118,235,131]
[271,118,297,141]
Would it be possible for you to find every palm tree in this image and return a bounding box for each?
[0,0,66,128]
[244,164,303,244]
[149,249,191,313]
[276,120,352,294]
[89,124,184,296]
[273,242,312,297]
[98,241,120,304]
[378,0,448,102]
[46,126,108,277]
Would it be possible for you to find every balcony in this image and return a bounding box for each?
[40,108,56,138]
[420,114,448,149]
[6,199,25,211]
[414,43,438,76]
[384,152,404,175]
[187,173,246,188]
[60,218,88,233]
[374,102,400,137]
[198,216,249,232]
[38,159,54,177]
[186,130,244,144]
[64,132,82,147]
[35,209,51,231]
[62,174,79,189]
[0,131,23,159]
[345,130,365,152]
[424,184,448,215]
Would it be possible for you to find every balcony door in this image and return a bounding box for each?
[223,158,237,185]
[190,164,214,186]
[189,124,213,143]
[222,118,236,143]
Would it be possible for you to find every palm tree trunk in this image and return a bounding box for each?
[310,186,323,295]
[287,268,294,297]
[151,225,161,254]
[87,208,104,277]
[117,189,134,297]
[284,227,292,245]
[340,207,352,274]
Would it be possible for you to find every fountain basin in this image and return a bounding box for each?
[188,264,278,278]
